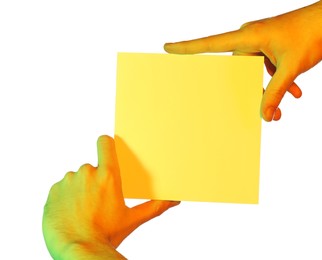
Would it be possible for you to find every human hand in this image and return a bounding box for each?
[164,1,322,121]
[42,135,180,260]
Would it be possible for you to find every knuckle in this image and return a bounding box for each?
[240,21,253,29]
[240,20,268,39]
[47,181,61,201]
[239,20,269,49]
[49,182,59,194]
[78,163,95,173]
[64,171,75,180]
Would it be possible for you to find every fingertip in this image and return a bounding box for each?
[294,88,302,99]
[262,107,275,122]
[97,135,115,153]
[288,83,302,99]
[168,200,181,208]
[273,108,282,121]
[97,135,116,168]
[164,42,176,53]
[97,135,114,146]
[153,201,181,217]
[131,200,179,225]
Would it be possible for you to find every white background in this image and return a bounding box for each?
[1,0,321,259]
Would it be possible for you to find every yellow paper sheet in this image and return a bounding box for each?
[115,53,263,204]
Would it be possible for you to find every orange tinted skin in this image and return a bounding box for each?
[164,1,322,121]
[43,135,180,260]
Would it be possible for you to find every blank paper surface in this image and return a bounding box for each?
[115,53,263,203]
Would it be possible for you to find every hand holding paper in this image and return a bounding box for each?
[42,136,179,260]
[164,1,322,121]
[115,53,263,204]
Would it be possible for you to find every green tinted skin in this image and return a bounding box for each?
[165,1,322,122]
[43,135,180,259]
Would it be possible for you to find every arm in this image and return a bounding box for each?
[165,1,322,121]
[42,135,180,259]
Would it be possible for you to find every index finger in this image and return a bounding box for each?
[164,30,244,54]
[97,135,118,170]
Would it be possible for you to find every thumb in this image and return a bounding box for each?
[261,60,297,121]
[130,200,180,228]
